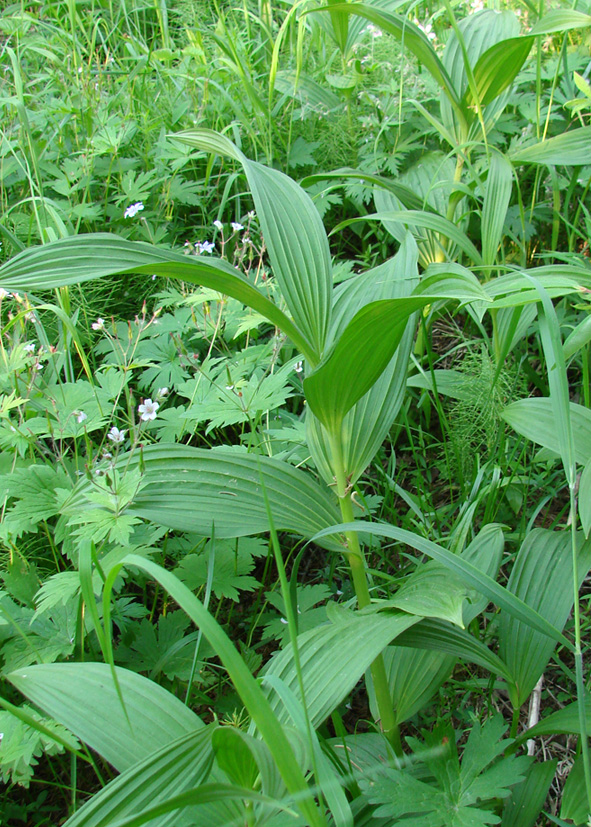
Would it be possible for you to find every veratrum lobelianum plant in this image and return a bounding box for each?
[2,129,591,824]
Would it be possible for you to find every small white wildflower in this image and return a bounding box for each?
[231,222,244,232]
[247,211,255,219]
[124,201,144,219]
[108,426,126,443]
[226,384,234,391]
[157,387,169,398]
[76,411,87,424]
[196,240,215,254]
[151,274,157,281]
[92,318,105,330]
[102,451,113,459]
[280,618,288,625]
[294,360,304,374]
[0,288,8,300]
[23,342,36,353]
[33,361,43,370]
[138,398,159,421]
[213,220,224,230]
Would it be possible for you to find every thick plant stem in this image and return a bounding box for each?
[328,433,402,755]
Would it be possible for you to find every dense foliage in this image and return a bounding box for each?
[1,0,591,824]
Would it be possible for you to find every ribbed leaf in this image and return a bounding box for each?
[510,127,591,166]
[384,563,467,627]
[501,760,558,827]
[106,556,326,827]
[304,274,488,431]
[499,529,591,707]
[394,618,513,682]
[0,234,313,361]
[502,398,591,466]
[485,264,591,307]
[374,646,454,726]
[263,607,420,727]
[8,663,202,773]
[464,36,533,109]
[61,444,343,551]
[517,697,591,742]
[407,368,473,401]
[311,4,460,109]
[173,129,333,360]
[481,153,513,266]
[337,209,483,265]
[529,9,591,35]
[312,522,573,649]
[561,757,588,825]
[63,727,216,827]
[307,233,419,484]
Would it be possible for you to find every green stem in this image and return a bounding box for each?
[328,433,401,754]
[570,484,591,812]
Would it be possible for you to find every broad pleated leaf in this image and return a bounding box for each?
[373,646,454,726]
[262,608,420,727]
[502,398,591,466]
[564,314,591,360]
[312,4,460,109]
[0,234,313,360]
[534,278,577,485]
[8,663,203,773]
[61,444,343,551]
[501,760,558,827]
[517,696,591,742]
[304,274,488,431]
[440,10,520,138]
[338,209,483,265]
[464,36,533,109]
[481,154,513,266]
[312,522,572,649]
[63,727,216,827]
[173,129,333,360]
[372,524,505,725]
[303,169,425,211]
[373,153,466,267]
[529,9,591,35]
[484,264,591,308]
[106,556,325,827]
[384,563,467,627]
[498,529,591,707]
[393,618,513,682]
[510,126,591,166]
[561,757,589,825]
[407,368,473,401]
[307,233,419,484]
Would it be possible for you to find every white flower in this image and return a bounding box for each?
[294,360,304,374]
[231,222,244,232]
[196,240,215,254]
[124,201,144,219]
[92,318,105,330]
[76,411,87,424]
[213,220,224,230]
[0,288,8,300]
[157,387,169,398]
[23,342,36,353]
[366,23,383,37]
[108,426,126,443]
[247,211,255,219]
[138,398,159,421]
